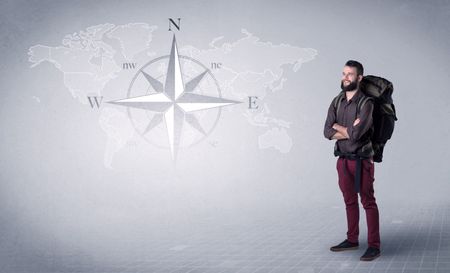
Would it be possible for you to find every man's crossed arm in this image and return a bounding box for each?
[331,119,360,140]
[323,99,372,141]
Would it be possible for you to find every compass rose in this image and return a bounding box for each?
[107,35,241,159]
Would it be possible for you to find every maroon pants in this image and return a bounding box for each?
[337,157,380,249]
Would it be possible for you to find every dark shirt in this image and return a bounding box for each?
[323,90,374,156]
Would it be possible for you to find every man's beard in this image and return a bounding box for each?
[341,78,359,91]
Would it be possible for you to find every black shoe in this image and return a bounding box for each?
[360,247,381,261]
[330,239,359,252]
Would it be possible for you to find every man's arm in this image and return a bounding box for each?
[331,100,374,142]
[332,123,349,139]
[324,101,338,140]
[331,131,348,140]
[346,100,374,142]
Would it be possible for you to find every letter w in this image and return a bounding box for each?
[87,96,103,108]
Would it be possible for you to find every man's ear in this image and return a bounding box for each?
[357,75,363,82]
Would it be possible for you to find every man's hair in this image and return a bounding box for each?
[345,60,364,76]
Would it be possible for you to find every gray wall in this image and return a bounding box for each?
[1,0,449,266]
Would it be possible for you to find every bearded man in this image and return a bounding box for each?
[324,60,380,261]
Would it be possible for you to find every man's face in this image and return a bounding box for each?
[341,66,362,91]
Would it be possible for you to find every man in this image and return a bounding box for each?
[323,60,380,261]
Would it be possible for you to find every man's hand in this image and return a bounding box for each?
[332,123,350,139]
[331,132,348,140]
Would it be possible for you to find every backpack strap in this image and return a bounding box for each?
[333,91,345,117]
[348,94,370,194]
[356,95,373,115]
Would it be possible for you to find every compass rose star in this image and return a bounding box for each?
[108,35,241,159]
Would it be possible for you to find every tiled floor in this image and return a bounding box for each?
[1,202,449,273]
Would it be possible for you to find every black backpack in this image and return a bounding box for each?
[333,75,397,162]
